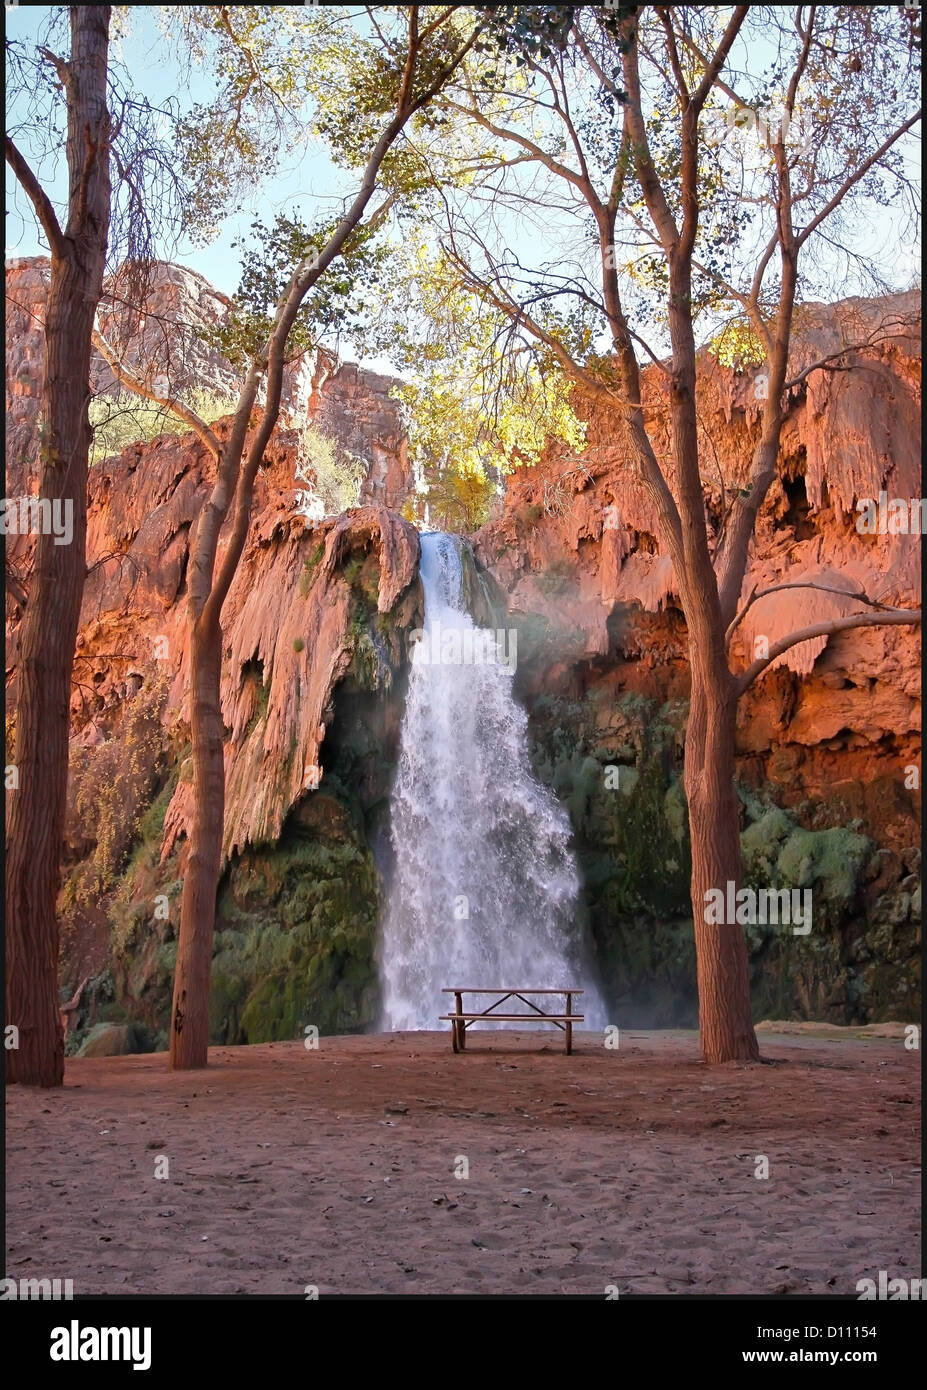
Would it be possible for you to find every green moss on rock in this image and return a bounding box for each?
[528,688,919,1027]
[210,814,380,1043]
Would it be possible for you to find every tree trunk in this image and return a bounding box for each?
[684,657,759,1064]
[5,7,112,1087]
[168,615,224,1069]
[160,16,480,1070]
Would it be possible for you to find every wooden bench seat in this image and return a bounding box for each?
[439,1013,584,1022]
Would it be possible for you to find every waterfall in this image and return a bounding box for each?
[378,531,605,1031]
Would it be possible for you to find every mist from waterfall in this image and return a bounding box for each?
[378,531,605,1031]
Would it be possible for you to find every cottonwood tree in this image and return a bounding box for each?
[373,242,588,527]
[4,2,300,1087]
[95,5,486,1069]
[404,3,921,1061]
[5,7,114,1087]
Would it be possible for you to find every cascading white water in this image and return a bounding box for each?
[378,531,605,1031]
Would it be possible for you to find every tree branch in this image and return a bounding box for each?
[782,314,920,389]
[621,33,679,251]
[5,136,66,258]
[735,607,921,693]
[441,98,591,196]
[796,109,922,247]
[91,328,223,459]
[725,579,897,648]
[656,7,689,107]
[691,6,749,112]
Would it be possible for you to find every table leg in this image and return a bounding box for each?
[566,992,573,1055]
[455,992,466,1051]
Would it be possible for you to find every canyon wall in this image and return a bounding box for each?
[475,291,921,1025]
[5,261,921,1049]
[5,258,409,506]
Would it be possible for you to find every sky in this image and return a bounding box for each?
[6,4,543,374]
[6,5,356,294]
[6,4,921,374]
[6,4,571,374]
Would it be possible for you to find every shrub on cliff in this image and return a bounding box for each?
[88,389,237,465]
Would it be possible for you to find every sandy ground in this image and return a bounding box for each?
[5,1028,920,1296]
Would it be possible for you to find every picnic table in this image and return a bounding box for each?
[439,988,584,1054]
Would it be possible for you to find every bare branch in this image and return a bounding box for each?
[5,136,66,257]
[441,98,593,198]
[783,314,921,389]
[735,607,922,693]
[796,109,922,247]
[725,580,897,648]
[91,328,223,459]
[656,7,689,107]
[686,6,750,115]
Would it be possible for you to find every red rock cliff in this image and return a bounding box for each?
[5,264,920,858]
[475,291,921,844]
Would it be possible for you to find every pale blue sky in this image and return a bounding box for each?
[6,5,359,291]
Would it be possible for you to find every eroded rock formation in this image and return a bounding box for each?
[5,257,411,505]
[476,290,921,833]
[472,291,920,1026]
[4,260,921,1045]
